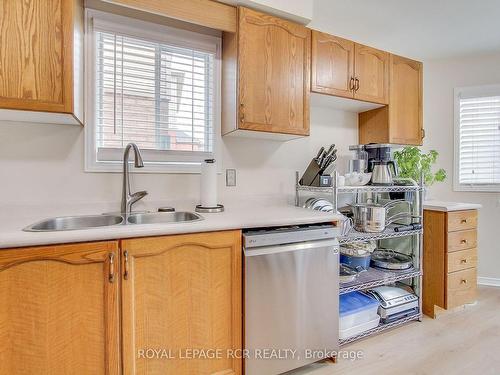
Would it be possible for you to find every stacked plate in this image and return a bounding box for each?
[303,198,333,212]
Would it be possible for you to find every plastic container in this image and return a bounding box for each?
[339,315,380,340]
[340,253,371,270]
[339,291,380,330]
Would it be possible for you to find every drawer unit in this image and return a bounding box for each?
[423,209,479,318]
[446,268,477,309]
[447,248,477,273]
[447,229,477,252]
[447,210,477,232]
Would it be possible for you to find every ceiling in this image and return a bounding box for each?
[310,0,500,61]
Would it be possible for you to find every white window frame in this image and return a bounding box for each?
[454,84,500,192]
[84,9,222,173]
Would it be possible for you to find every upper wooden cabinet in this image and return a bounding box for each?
[311,32,354,98]
[311,31,389,105]
[222,7,311,139]
[359,54,423,145]
[0,0,84,125]
[388,54,424,144]
[353,44,389,104]
[0,241,120,375]
[121,230,242,375]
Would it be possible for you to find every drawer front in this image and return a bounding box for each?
[447,210,477,232]
[446,268,477,309]
[447,229,477,252]
[447,248,477,273]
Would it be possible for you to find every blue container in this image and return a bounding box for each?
[339,291,379,318]
[340,253,371,271]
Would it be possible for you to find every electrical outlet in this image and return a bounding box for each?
[226,169,236,186]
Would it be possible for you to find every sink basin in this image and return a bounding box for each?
[24,214,124,232]
[127,211,203,225]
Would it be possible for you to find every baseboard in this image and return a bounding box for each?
[478,277,500,287]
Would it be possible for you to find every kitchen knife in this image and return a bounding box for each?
[325,144,336,157]
[317,150,327,166]
[320,155,333,170]
[315,147,325,163]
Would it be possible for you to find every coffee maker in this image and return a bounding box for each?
[364,144,399,185]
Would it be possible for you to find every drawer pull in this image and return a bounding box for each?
[461,219,467,224]
[460,259,468,264]
[461,279,468,284]
[460,239,468,244]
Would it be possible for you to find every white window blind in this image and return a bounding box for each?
[85,10,220,172]
[456,87,500,191]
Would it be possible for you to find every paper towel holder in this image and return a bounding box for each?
[195,204,224,213]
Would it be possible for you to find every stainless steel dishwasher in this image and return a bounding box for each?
[244,224,340,375]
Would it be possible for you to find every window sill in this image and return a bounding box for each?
[85,161,204,174]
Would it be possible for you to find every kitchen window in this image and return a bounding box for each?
[84,10,221,173]
[454,85,500,191]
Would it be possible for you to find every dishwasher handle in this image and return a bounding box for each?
[244,239,339,257]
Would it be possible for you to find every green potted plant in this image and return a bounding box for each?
[393,146,446,199]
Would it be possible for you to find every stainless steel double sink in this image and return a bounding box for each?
[23,212,203,232]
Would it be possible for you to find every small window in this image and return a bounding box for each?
[85,10,221,173]
[454,85,500,191]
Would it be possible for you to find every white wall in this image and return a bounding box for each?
[423,51,500,281]
[0,107,357,208]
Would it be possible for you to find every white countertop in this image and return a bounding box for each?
[423,200,482,212]
[0,199,341,249]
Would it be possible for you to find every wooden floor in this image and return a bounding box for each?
[289,286,500,375]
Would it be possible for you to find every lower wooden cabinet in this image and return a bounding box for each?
[423,210,478,318]
[121,231,242,375]
[0,230,242,375]
[0,241,120,375]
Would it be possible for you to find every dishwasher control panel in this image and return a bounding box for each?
[243,224,339,248]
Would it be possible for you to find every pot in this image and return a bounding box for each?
[350,200,412,233]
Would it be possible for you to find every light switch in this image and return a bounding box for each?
[226,169,236,186]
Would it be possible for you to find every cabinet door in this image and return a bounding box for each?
[121,231,242,375]
[0,241,120,375]
[311,31,354,98]
[0,0,78,114]
[238,7,310,135]
[389,54,423,145]
[353,43,389,104]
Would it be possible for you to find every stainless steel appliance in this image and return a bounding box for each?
[364,143,398,174]
[371,160,396,185]
[348,145,369,173]
[244,225,340,375]
[365,286,419,322]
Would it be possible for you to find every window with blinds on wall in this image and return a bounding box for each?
[455,86,500,191]
[85,11,220,172]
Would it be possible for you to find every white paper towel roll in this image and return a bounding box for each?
[200,159,218,208]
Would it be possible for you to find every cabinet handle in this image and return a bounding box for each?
[123,250,129,280]
[461,279,468,284]
[460,239,468,244]
[461,219,467,224]
[460,259,468,264]
[354,78,360,92]
[108,253,115,283]
[421,128,426,139]
[239,103,245,123]
[349,77,355,91]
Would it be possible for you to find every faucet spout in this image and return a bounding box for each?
[121,143,147,215]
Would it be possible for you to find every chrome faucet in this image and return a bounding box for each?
[121,143,148,215]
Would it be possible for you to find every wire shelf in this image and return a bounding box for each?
[296,184,422,194]
[339,226,422,244]
[340,267,422,294]
[339,313,422,346]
